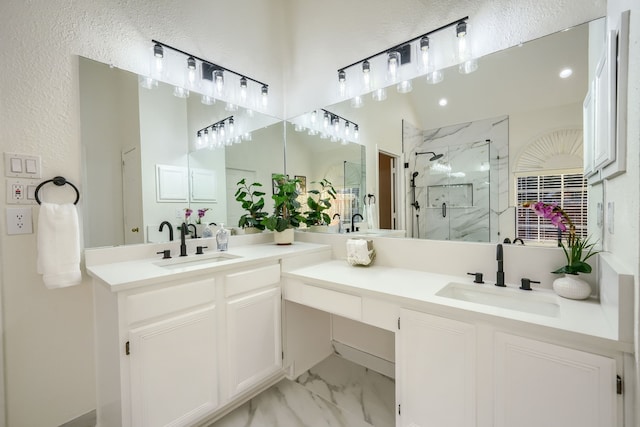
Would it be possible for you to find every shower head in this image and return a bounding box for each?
[416,151,444,161]
[412,171,419,178]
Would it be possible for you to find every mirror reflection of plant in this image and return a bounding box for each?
[303,178,337,227]
[195,208,209,224]
[184,208,193,223]
[234,179,266,230]
[262,174,304,232]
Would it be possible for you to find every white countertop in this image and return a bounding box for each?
[283,260,629,350]
[86,242,329,291]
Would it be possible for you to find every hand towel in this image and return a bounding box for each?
[37,202,82,289]
[366,202,379,230]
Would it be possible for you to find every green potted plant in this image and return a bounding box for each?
[234,178,266,233]
[261,174,304,244]
[303,178,337,232]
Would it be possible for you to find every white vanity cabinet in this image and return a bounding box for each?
[92,260,284,427]
[493,332,617,427]
[396,308,476,427]
[128,305,219,427]
[224,264,282,397]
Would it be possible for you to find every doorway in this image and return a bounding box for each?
[378,152,397,229]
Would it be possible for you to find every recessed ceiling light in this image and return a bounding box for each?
[559,68,573,79]
[439,98,448,106]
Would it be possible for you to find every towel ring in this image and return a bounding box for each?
[364,194,376,205]
[34,176,80,205]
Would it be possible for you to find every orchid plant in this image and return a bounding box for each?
[184,208,193,223]
[196,208,209,224]
[523,201,598,275]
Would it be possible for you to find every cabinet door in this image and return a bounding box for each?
[397,308,476,427]
[494,332,616,427]
[227,287,282,396]
[129,306,218,427]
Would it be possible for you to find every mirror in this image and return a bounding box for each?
[79,57,283,248]
[284,120,367,230]
[309,19,605,243]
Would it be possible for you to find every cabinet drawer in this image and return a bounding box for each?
[284,281,362,320]
[225,263,280,297]
[125,278,216,325]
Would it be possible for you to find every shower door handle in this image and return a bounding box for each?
[442,203,447,218]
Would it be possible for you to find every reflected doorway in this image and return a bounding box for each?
[378,152,397,229]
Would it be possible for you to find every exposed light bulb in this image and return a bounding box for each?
[338,70,346,97]
[214,69,224,95]
[344,121,350,137]
[261,85,268,108]
[228,118,235,135]
[372,87,387,101]
[419,36,433,73]
[426,70,444,84]
[173,86,189,98]
[153,43,164,75]
[333,116,340,133]
[239,77,248,102]
[219,122,226,138]
[387,51,400,82]
[397,80,413,94]
[201,95,215,105]
[187,56,196,85]
[362,60,371,91]
[203,128,210,145]
[354,125,359,141]
[196,131,203,149]
[456,20,477,74]
[323,112,330,129]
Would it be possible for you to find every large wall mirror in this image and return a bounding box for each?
[79,57,284,248]
[310,18,605,244]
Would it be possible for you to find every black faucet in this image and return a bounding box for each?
[159,221,174,241]
[495,243,505,287]
[513,237,524,245]
[179,222,188,257]
[187,223,198,239]
[351,213,364,232]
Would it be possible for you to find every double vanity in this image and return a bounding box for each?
[86,234,634,427]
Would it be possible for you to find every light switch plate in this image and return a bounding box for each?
[607,202,614,234]
[4,153,41,178]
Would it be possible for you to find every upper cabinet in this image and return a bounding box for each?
[584,11,630,183]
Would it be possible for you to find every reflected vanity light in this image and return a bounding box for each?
[194,116,238,150]
[372,87,387,101]
[291,108,360,145]
[173,86,189,98]
[397,80,413,93]
[336,16,474,100]
[438,98,448,106]
[143,40,269,112]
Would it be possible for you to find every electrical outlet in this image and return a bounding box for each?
[175,208,184,219]
[6,179,37,204]
[6,207,33,235]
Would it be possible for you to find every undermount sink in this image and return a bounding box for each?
[154,253,240,269]
[436,282,560,317]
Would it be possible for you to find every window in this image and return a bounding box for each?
[516,173,588,243]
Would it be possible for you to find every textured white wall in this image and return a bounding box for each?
[0,0,616,425]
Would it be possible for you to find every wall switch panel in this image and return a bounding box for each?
[4,152,41,178]
[6,179,38,204]
[6,207,33,235]
[607,202,614,234]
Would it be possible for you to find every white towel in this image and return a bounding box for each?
[366,202,379,230]
[37,203,82,289]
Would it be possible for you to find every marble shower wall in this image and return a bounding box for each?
[403,116,509,242]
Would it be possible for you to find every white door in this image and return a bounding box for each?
[128,306,218,427]
[397,308,476,427]
[494,332,617,427]
[226,287,281,396]
[122,147,144,244]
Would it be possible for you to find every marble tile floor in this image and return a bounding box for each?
[208,354,396,427]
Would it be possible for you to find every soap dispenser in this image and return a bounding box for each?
[202,223,213,238]
[216,223,229,251]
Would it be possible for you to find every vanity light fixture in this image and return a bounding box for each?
[194,116,250,150]
[336,16,473,100]
[146,40,269,111]
[290,109,360,144]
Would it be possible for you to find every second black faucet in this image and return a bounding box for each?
[495,243,505,287]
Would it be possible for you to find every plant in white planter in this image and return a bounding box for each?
[262,174,303,244]
[303,178,336,231]
[523,201,599,299]
[234,178,266,232]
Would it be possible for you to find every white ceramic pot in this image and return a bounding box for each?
[308,225,330,233]
[273,228,295,245]
[552,274,592,300]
